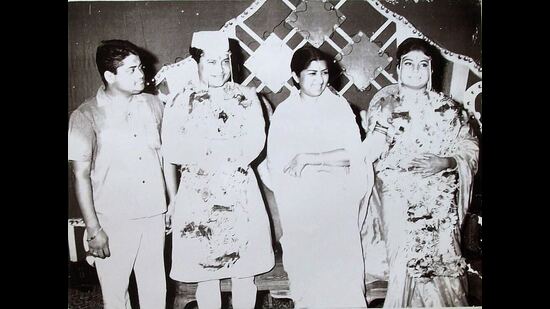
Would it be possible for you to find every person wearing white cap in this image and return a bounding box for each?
[160,31,274,309]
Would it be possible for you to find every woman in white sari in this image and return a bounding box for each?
[361,38,479,307]
[266,46,386,308]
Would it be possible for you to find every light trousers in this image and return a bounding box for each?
[94,213,166,309]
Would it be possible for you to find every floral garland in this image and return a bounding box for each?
[179,164,252,270]
[173,82,255,270]
[375,91,470,279]
[177,81,253,142]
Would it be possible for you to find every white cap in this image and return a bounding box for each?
[191,31,229,55]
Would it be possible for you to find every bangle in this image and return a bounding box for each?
[375,121,389,130]
[87,227,103,242]
[373,127,389,136]
[373,122,389,135]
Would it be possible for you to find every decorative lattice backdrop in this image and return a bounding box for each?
[155,0,482,131]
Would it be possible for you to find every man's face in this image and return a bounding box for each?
[111,54,145,94]
[197,51,231,88]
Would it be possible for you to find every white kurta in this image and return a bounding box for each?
[161,82,275,282]
[267,89,370,308]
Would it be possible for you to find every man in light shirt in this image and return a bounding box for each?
[68,39,167,309]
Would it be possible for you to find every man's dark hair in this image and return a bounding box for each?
[189,47,204,63]
[96,40,141,86]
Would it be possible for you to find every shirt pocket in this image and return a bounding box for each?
[138,102,162,150]
[96,125,123,150]
[144,120,161,150]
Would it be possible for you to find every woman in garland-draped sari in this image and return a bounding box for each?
[361,38,479,307]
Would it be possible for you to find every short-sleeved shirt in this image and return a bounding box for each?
[68,86,166,219]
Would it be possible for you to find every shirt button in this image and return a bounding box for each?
[142,180,146,184]
[138,157,142,160]
[134,134,137,137]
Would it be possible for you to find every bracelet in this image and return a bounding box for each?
[87,227,103,242]
[373,122,389,135]
[375,121,389,130]
[373,127,389,136]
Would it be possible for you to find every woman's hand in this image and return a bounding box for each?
[360,101,394,132]
[87,228,110,259]
[283,153,309,177]
[377,100,395,128]
[409,153,456,177]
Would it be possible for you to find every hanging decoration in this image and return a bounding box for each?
[285,0,346,48]
[244,33,294,93]
[151,0,481,133]
[336,31,393,91]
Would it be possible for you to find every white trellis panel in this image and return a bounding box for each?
[153,0,482,131]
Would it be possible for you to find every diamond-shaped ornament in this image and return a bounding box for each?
[244,33,293,93]
[337,31,392,91]
[285,0,346,48]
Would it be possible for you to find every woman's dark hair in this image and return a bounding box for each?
[96,39,140,86]
[290,45,330,89]
[396,38,441,67]
[189,47,203,63]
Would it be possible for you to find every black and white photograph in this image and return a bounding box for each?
[67,1,482,308]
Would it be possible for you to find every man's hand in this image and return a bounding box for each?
[87,228,110,259]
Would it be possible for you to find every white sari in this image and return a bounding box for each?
[266,88,372,308]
